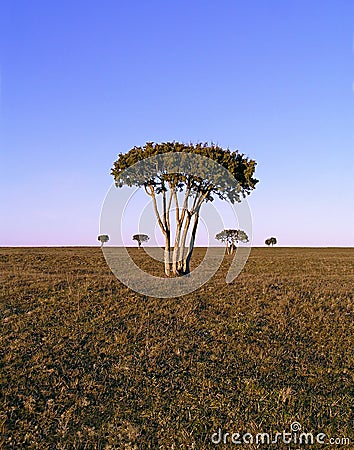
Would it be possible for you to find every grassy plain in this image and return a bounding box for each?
[1,247,353,449]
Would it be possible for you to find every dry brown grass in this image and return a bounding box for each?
[1,247,353,449]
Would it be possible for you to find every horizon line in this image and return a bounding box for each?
[1,245,353,249]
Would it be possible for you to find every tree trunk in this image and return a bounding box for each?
[176,214,191,275]
[164,232,171,277]
[184,213,199,275]
[172,222,182,276]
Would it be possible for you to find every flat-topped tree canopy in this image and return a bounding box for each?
[132,234,150,248]
[111,142,258,204]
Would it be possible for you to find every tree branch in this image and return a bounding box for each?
[144,184,154,196]
[166,187,173,230]
[151,191,166,235]
[172,190,180,224]
[179,186,191,225]
[194,186,212,212]
[162,188,167,230]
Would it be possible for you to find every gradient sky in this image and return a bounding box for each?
[1,0,353,246]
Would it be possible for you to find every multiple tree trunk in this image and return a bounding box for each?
[145,182,209,276]
[227,243,236,255]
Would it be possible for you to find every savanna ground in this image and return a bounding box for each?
[0,247,353,449]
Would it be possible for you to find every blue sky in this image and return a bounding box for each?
[1,0,353,246]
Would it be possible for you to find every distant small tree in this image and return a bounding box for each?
[98,234,109,247]
[265,237,277,247]
[216,229,249,255]
[133,234,150,249]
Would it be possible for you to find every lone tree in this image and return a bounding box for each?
[133,234,150,248]
[98,234,109,247]
[216,229,249,255]
[111,142,258,276]
[265,237,277,246]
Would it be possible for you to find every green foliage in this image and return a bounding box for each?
[98,234,109,244]
[111,142,258,204]
[132,234,150,246]
[265,237,277,246]
[216,229,249,246]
